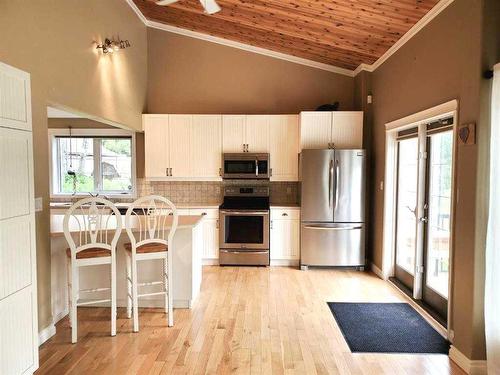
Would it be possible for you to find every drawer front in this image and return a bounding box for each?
[270,208,300,221]
[176,208,191,216]
[301,223,365,266]
[219,250,269,266]
[189,208,218,219]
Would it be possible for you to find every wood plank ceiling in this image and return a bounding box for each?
[133,0,440,70]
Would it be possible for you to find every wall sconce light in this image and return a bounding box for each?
[96,38,131,54]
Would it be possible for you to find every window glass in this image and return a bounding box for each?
[54,136,133,195]
[100,139,132,192]
[58,137,95,193]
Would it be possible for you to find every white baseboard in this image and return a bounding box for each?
[449,346,487,374]
[53,307,69,325]
[370,262,384,279]
[270,259,300,267]
[38,323,56,346]
[202,259,219,265]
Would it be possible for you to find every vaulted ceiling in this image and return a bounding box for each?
[132,0,441,70]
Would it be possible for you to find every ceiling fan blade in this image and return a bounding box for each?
[156,0,179,6]
[199,0,221,14]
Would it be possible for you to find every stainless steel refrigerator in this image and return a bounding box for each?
[299,149,366,270]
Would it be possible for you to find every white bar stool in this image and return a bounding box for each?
[63,197,122,343]
[124,195,178,332]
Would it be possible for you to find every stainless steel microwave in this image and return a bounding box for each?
[222,153,270,179]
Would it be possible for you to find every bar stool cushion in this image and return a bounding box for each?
[66,248,111,259]
[124,242,168,254]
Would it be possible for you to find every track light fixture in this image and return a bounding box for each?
[96,38,131,54]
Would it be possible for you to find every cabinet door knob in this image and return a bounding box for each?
[201,212,207,216]
[282,213,288,216]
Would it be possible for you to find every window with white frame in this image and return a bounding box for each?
[50,130,135,196]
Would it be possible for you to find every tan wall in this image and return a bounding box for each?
[0,0,147,333]
[48,118,115,129]
[147,28,354,114]
[369,0,490,359]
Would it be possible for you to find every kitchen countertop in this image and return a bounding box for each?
[270,204,300,209]
[50,202,220,210]
[50,213,203,238]
[51,202,299,210]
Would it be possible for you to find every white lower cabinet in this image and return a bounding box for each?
[270,208,300,264]
[189,208,219,260]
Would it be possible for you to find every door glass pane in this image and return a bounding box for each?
[395,138,419,275]
[425,131,452,298]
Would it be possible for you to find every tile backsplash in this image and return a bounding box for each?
[52,179,299,206]
[136,179,299,205]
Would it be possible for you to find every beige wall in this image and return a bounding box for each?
[48,118,115,129]
[367,0,498,360]
[147,28,354,114]
[0,0,147,332]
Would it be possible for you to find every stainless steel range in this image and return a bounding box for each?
[219,186,270,266]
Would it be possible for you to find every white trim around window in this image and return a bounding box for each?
[48,128,137,199]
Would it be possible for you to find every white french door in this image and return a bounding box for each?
[392,117,455,323]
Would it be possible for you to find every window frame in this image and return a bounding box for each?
[48,128,136,198]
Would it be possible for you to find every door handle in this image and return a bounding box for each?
[220,250,268,254]
[329,160,333,207]
[419,217,428,223]
[335,160,340,209]
[304,225,362,230]
[255,159,259,176]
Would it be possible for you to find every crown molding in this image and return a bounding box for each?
[125,0,455,77]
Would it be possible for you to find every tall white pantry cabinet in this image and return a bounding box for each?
[0,62,39,374]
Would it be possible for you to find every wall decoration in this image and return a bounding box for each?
[458,123,476,145]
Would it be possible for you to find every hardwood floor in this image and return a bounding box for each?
[37,266,464,374]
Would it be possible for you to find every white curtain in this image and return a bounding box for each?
[485,63,500,374]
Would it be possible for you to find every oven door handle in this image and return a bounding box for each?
[220,250,269,254]
[220,210,269,215]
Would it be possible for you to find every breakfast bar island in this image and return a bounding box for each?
[50,213,204,323]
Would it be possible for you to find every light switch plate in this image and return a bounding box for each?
[35,197,43,212]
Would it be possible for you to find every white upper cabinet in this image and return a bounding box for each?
[168,115,192,178]
[144,111,361,181]
[300,111,363,150]
[331,112,363,149]
[144,114,222,180]
[0,62,31,131]
[222,115,245,153]
[144,115,169,178]
[191,115,222,178]
[245,115,270,153]
[269,115,299,181]
[299,112,332,149]
[222,115,269,153]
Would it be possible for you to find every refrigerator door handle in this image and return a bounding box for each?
[303,225,363,230]
[329,159,334,208]
[335,159,340,209]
